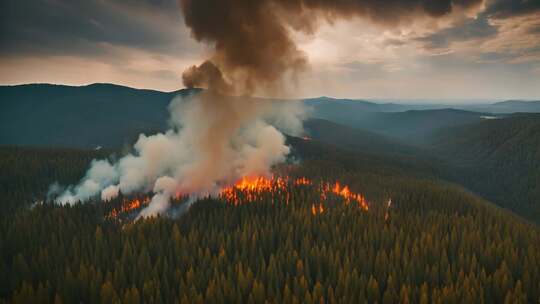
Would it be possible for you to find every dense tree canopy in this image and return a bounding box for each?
[1,145,539,303]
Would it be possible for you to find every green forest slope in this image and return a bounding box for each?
[1,141,539,303]
[430,114,540,223]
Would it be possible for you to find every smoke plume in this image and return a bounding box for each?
[180,0,484,95]
[54,92,306,217]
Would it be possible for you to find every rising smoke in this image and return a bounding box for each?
[52,0,484,217]
[180,0,484,95]
[54,92,306,217]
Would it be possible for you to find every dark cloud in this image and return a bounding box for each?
[0,0,190,58]
[180,0,484,94]
[485,0,540,18]
[417,17,498,49]
[530,25,540,35]
[1,0,538,98]
[418,0,540,51]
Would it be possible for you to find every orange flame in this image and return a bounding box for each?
[325,182,369,211]
[384,198,392,221]
[106,197,150,219]
[295,177,312,186]
[106,176,371,219]
[221,176,369,214]
[311,203,325,215]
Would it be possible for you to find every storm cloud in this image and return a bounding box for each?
[0,0,191,58]
[0,0,539,98]
[179,0,485,94]
[418,0,540,55]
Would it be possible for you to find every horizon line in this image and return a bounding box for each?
[1,81,539,103]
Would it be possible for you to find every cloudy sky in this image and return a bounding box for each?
[1,0,539,100]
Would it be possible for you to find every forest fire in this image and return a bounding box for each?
[106,176,370,219]
[311,203,325,215]
[220,176,369,212]
[106,197,150,219]
[385,198,392,221]
[327,182,369,211]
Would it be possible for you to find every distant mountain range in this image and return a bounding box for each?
[0,83,186,148]
[303,118,418,157]
[309,107,490,144]
[304,96,410,112]
[1,83,539,148]
[307,96,540,113]
[488,100,540,112]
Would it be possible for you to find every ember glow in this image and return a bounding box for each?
[222,176,369,212]
[106,197,150,219]
[311,203,325,215]
[106,175,371,219]
[384,198,392,221]
[216,176,369,213]
[326,182,369,211]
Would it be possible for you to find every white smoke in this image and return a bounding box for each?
[101,185,119,201]
[51,92,307,218]
[57,159,118,204]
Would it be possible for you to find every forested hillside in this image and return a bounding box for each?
[1,141,539,303]
[301,115,540,224]
[431,114,540,223]
[0,84,494,148]
[303,119,418,157]
[0,84,191,148]
[0,146,110,215]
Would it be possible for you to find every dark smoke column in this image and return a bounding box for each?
[180,0,307,94]
[179,0,484,95]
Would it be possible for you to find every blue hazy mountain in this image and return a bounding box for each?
[0,83,195,148]
[0,83,536,148]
